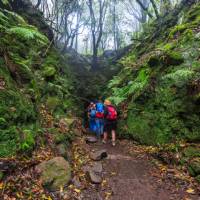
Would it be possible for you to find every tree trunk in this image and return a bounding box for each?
[136,0,153,19]
[35,0,42,9]
[149,0,159,19]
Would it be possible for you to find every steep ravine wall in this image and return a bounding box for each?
[0,0,78,157]
[107,3,200,145]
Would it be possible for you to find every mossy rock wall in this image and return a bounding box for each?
[107,3,200,145]
[0,8,77,157]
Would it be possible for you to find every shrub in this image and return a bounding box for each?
[19,129,35,152]
[46,96,61,112]
[8,26,48,45]
[43,66,56,78]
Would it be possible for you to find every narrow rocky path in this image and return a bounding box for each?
[78,137,200,200]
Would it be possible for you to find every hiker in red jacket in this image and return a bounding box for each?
[102,99,117,146]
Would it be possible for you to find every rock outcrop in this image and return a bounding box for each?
[36,157,71,191]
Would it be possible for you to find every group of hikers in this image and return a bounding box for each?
[87,99,117,146]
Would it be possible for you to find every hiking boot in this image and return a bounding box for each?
[112,141,116,147]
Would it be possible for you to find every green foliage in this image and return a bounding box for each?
[0,126,18,157]
[162,69,194,87]
[1,0,9,5]
[0,117,6,128]
[54,131,75,145]
[19,129,35,152]
[164,51,184,66]
[108,68,150,105]
[3,10,26,25]
[8,26,48,44]
[184,4,200,23]
[107,76,122,89]
[46,96,61,112]
[43,66,56,77]
[183,147,200,158]
[169,24,188,39]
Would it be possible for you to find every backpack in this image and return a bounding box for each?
[90,109,96,118]
[96,103,104,118]
[106,105,117,120]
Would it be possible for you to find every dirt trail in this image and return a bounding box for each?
[81,139,200,200]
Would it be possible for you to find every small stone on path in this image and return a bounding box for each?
[92,162,103,173]
[90,149,107,161]
[85,136,98,144]
[72,176,82,188]
[87,170,102,184]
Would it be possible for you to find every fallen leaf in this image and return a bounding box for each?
[186,188,195,194]
[74,188,81,193]
[0,182,4,189]
[111,172,117,176]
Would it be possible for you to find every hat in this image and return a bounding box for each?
[104,99,111,106]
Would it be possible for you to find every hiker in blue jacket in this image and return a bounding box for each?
[95,99,104,139]
[88,102,97,134]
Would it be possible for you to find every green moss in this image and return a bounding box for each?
[185,4,200,23]
[180,29,194,44]
[43,66,56,78]
[188,160,200,176]
[54,131,74,145]
[0,126,18,157]
[169,24,188,39]
[188,165,196,177]
[46,96,61,112]
[0,117,6,128]
[162,69,194,87]
[183,147,200,158]
[0,171,3,180]
[19,129,35,152]
[162,43,175,51]
[163,51,184,66]
[8,26,48,45]
[196,175,200,183]
[148,54,161,67]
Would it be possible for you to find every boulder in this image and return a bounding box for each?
[36,157,71,191]
[86,170,102,184]
[85,136,98,144]
[90,150,107,161]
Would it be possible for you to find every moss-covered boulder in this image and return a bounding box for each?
[36,157,71,191]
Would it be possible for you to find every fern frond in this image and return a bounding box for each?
[0,11,9,26]
[8,26,49,45]
[162,69,194,86]
[3,9,26,25]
